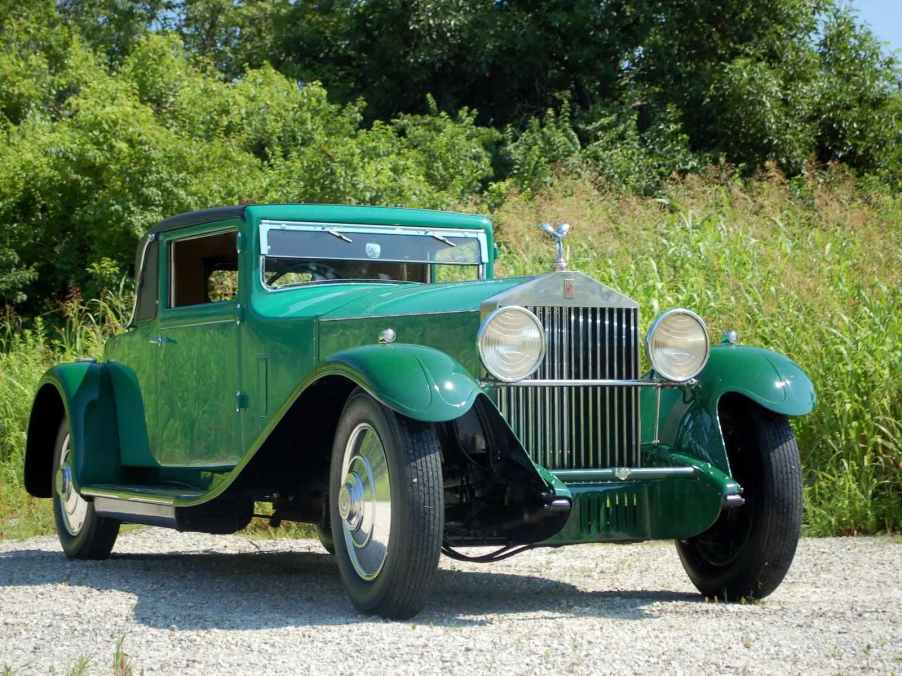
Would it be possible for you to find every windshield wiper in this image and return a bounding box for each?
[429,232,457,247]
[326,228,353,243]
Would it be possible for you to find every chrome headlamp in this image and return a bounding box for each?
[478,306,546,382]
[645,309,710,382]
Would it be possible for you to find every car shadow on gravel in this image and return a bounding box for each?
[0,547,702,629]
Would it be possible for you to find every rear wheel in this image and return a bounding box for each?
[52,418,120,559]
[677,403,802,601]
[329,389,443,619]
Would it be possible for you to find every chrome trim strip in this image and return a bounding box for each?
[603,308,610,467]
[159,317,235,330]
[488,378,692,388]
[553,467,698,483]
[633,312,644,464]
[93,497,177,527]
[86,490,175,506]
[321,308,477,322]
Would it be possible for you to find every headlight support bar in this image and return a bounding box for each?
[483,378,695,388]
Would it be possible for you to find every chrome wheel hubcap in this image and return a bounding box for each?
[55,434,88,535]
[339,423,391,581]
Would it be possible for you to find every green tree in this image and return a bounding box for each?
[0,14,496,309]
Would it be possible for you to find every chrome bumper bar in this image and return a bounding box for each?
[553,466,697,482]
[483,378,694,388]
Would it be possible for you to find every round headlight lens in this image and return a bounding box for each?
[478,306,546,382]
[646,309,710,382]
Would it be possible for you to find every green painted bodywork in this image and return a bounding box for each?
[638,344,816,476]
[323,344,482,422]
[35,362,122,493]
[27,203,816,545]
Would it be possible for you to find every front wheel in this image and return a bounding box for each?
[52,418,120,559]
[677,404,802,601]
[315,521,335,555]
[329,389,443,619]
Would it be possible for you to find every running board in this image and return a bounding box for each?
[83,484,252,533]
[83,484,206,528]
[93,496,177,528]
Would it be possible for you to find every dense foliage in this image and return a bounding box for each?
[0,1,899,537]
[1,0,899,310]
[56,1,902,168]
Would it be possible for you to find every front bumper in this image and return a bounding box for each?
[538,445,742,544]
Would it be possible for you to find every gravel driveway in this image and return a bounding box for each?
[0,531,899,674]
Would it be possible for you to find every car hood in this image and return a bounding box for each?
[254,277,531,320]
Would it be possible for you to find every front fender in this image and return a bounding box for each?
[649,344,815,475]
[698,344,816,417]
[321,343,483,422]
[25,362,122,496]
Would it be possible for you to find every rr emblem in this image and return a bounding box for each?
[563,278,575,299]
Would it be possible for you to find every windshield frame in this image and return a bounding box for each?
[258,220,489,291]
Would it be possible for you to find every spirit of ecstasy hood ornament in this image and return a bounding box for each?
[538,222,571,271]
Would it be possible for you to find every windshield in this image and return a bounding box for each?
[260,222,486,289]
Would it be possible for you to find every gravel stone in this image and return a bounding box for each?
[0,531,899,674]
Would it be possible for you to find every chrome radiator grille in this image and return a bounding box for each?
[496,306,641,469]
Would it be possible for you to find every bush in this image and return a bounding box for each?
[503,99,582,193]
[0,26,499,311]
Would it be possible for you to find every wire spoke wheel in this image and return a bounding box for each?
[338,423,392,581]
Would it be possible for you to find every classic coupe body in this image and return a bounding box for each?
[25,204,815,618]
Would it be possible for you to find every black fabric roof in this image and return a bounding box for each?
[149,206,247,235]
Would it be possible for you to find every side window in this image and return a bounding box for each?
[169,231,238,308]
[133,239,159,322]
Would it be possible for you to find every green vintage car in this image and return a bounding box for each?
[24,204,815,618]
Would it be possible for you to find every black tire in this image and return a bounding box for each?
[329,389,443,619]
[52,418,120,559]
[677,403,802,601]
[315,522,335,555]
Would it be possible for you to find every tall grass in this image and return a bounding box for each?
[0,285,131,538]
[0,169,898,538]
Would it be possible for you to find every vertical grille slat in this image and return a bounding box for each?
[497,304,640,470]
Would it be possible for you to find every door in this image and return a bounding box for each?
[153,228,242,468]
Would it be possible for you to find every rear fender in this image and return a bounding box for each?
[25,362,124,497]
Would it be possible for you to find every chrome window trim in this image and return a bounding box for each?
[258,220,488,292]
[164,227,239,310]
[259,220,489,263]
[257,258,427,294]
[127,233,155,329]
